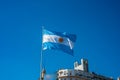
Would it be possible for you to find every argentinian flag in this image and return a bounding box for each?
[42,29,76,55]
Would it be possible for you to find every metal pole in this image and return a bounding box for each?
[40,26,44,80]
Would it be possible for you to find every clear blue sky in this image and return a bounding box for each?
[0,0,120,80]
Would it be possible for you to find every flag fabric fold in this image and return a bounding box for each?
[42,29,76,56]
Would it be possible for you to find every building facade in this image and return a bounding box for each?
[57,59,113,80]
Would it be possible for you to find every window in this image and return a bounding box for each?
[64,78,66,80]
[64,71,67,75]
[59,71,63,76]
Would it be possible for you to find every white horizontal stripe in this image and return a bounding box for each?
[43,35,74,49]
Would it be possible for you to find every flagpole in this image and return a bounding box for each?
[40,26,44,80]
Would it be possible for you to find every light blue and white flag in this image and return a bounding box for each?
[42,29,76,56]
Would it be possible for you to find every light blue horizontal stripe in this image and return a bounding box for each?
[43,42,74,56]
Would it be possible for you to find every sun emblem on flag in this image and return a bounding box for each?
[58,37,64,43]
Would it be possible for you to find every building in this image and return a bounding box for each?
[57,59,113,80]
[117,77,120,80]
